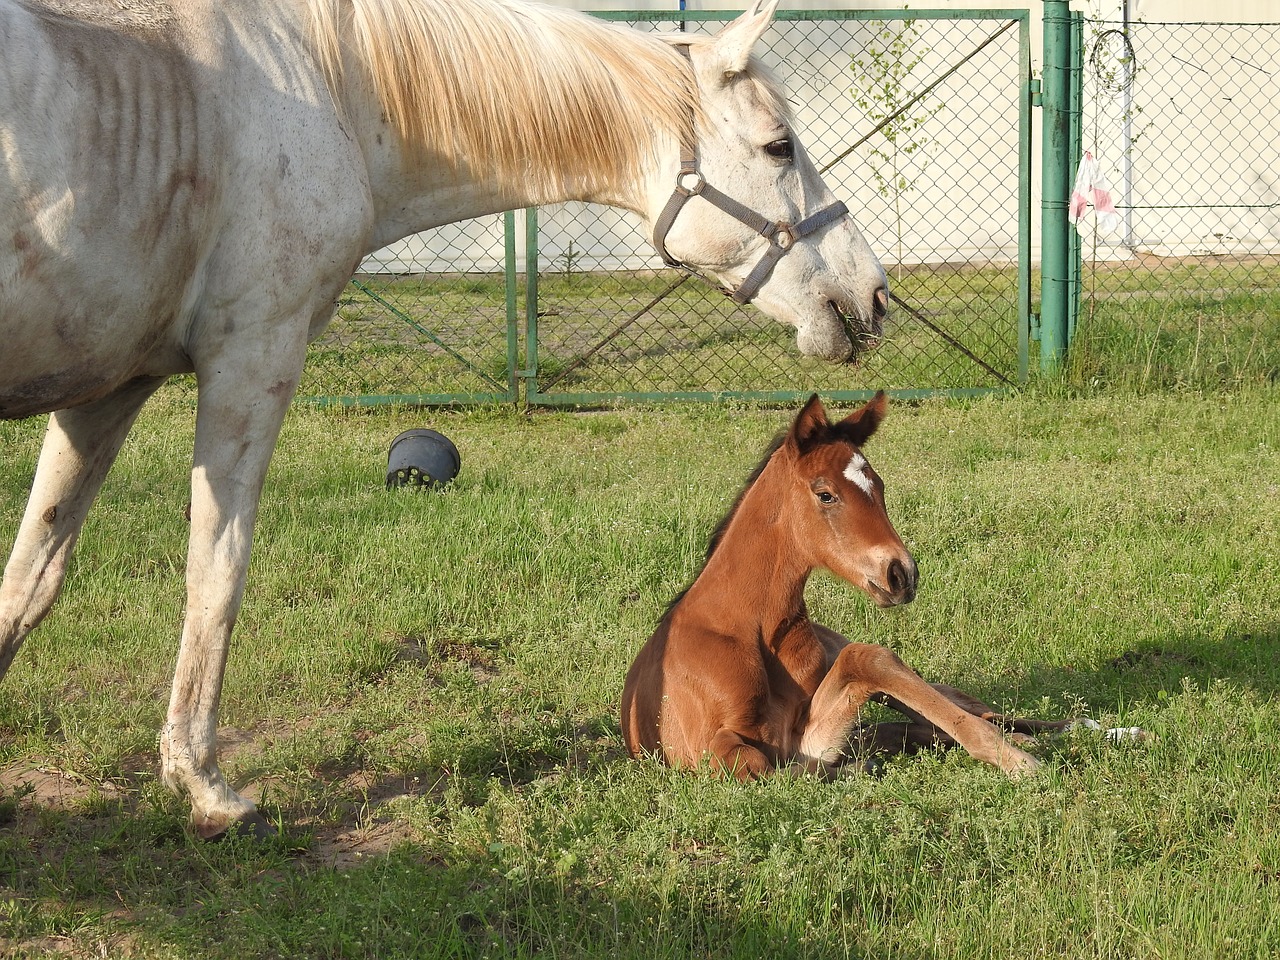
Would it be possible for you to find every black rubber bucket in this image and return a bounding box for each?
[385,429,461,488]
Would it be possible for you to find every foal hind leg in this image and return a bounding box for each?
[0,378,164,680]
[798,644,1039,777]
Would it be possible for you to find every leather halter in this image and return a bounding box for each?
[651,45,850,305]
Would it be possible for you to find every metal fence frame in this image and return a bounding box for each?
[1029,6,1280,394]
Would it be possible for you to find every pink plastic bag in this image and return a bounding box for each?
[1069,150,1121,234]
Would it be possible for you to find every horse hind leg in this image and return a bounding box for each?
[0,378,165,680]
[800,644,1040,777]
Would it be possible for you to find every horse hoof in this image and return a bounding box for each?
[193,810,278,842]
[1105,726,1151,743]
[859,755,887,778]
[830,755,885,779]
[1006,750,1042,778]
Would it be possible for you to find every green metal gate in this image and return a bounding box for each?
[299,9,1035,407]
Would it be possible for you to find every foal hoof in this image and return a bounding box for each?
[859,755,887,778]
[1004,749,1042,778]
[193,809,278,843]
[830,755,886,779]
[1068,718,1153,743]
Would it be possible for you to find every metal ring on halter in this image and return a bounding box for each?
[677,170,705,196]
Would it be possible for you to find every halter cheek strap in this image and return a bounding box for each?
[651,46,850,305]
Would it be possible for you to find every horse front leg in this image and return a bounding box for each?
[873,685,1078,742]
[159,348,304,839]
[798,643,1040,777]
[848,686,1065,760]
[875,686,1146,743]
[0,377,165,680]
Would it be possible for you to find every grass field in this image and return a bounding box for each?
[302,264,1028,400]
[2,303,1280,957]
[301,258,1280,402]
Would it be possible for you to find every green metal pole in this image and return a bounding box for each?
[1018,15,1033,383]
[504,210,519,402]
[1040,0,1072,372]
[1066,10,1083,346]
[524,206,539,404]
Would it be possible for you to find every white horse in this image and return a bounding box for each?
[0,0,888,837]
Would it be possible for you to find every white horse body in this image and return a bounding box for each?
[0,0,887,836]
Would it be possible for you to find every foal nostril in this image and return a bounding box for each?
[886,558,915,599]
[873,285,888,320]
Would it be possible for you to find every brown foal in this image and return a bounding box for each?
[621,393,1072,780]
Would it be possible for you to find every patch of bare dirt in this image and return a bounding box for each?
[302,768,445,870]
[0,764,126,812]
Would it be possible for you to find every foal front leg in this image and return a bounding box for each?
[1,378,164,680]
[798,643,1039,777]
[160,344,305,839]
[875,685,1079,744]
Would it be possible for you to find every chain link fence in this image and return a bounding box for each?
[299,215,518,404]
[300,10,1033,406]
[1072,18,1280,387]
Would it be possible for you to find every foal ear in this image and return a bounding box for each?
[711,0,779,76]
[838,390,889,447]
[789,393,830,451]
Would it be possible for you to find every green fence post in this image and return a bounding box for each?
[504,210,520,403]
[523,206,539,405]
[1040,0,1073,372]
[1066,9,1084,346]
[1019,15,1034,383]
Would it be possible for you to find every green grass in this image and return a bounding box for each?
[301,259,1280,402]
[2,380,1279,958]
[1069,293,1280,393]
[303,266,1028,400]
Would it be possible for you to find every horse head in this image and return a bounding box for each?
[780,392,917,606]
[646,1,889,362]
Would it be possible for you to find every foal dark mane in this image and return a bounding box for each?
[662,429,788,616]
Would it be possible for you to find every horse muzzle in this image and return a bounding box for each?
[828,284,889,363]
[866,554,918,607]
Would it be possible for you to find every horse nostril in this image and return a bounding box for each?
[887,558,914,598]
[873,285,889,320]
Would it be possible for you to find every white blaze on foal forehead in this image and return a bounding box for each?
[843,452,874,498]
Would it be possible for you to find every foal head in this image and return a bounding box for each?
[773,393,917,607]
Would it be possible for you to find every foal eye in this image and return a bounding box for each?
[817,491,837,505]
[764,137,794,161]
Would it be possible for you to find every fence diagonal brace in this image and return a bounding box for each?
[348,277,508,392]
[890,291,1015,386]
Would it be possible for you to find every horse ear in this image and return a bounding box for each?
[711,0,780,76]
[788,393,830,452]
[839,391,889,447]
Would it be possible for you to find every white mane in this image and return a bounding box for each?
[306,0,708,200]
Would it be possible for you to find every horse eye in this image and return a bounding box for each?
[817,490,837,505]
[764,138,794,161]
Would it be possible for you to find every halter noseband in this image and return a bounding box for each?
[651,45,850,306]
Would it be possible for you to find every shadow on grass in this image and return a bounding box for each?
[1006,621,1280,718]
[0,791,938,960]
[6,626,1277,958]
